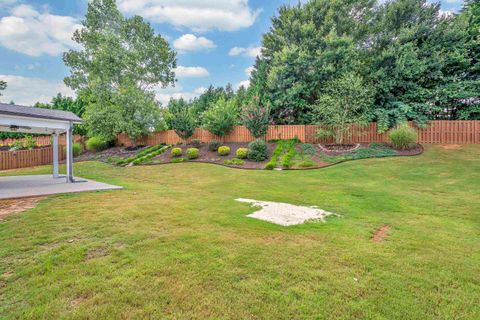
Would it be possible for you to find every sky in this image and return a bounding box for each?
[0,0,465,106]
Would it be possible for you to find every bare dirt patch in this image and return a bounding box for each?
[85,247,109,260]
[0,197,44,219]
[372,225,391,242]
[441,144,462,150]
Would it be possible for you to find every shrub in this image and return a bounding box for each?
[236,148,249,159]
[24,135,36,150]
[208,140,221,152]
[218,146,230,156]
[248,139,268,162]
[265,161,276,170]
[171,147,183,157]
[300,143,316,156]
[389,124,417,150]
[171,157,185,163]
[164,98,196,142]
[224,158,245,165]
[86,136,108,152]
[203,98,238,139]
[242,96,271,138]
[190,139,202,148]
[186,148,200,159]
[72,143,83,157]
[11,140,24,150]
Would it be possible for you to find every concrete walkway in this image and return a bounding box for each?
[0,175,122,200]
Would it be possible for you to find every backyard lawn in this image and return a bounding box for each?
[0,145,479,319]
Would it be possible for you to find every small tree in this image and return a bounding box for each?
[203,97,238,141]
[314,73,373,144]
[241,96,271,139]
[165,98,196,143]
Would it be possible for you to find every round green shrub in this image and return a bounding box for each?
[236,148,249,159]
[86,136,108,152]
[186,148,200,159]
[171,147,183,157]
[218,146,230,156]
[72,143,83,157]
[247,139,268,162]
[389,124,417,150]
[208,140,221,152]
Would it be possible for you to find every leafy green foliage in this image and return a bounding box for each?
[116,144,169,166]
[170,157,185,163]
[248,139,268,162]
[24,136,36,150]
[203,98,238,138]
[165,99,197,142]
[265,142,283,170]
[86,136,108,152]
[186,148,200,159]
[242,96,271,138]
[249,0,480,127]
[298,158,317,168]
[208,140,221,152]
[218,146,231,156]
[314,73,373,144]
[64,0,176,141]
[224,158,245,165]
[236,148,249,159]
[389,124,418,150]
[300,144,316,156]
[320,145,397,163]
[171,148,182,157]
[72,143,83,157]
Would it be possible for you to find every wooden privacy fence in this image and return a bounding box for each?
[0,146,65,171]
[0,134,84,147]
[117,120,480,146]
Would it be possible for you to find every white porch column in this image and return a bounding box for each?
[66,123,74,183]
[52,132,59,178]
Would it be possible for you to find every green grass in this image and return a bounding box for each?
[1,145,479,319]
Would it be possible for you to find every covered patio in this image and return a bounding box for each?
[0,103,122,199]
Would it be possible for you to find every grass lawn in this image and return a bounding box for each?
[0,145,479,319]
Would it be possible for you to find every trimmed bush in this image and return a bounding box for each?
[190,139,202,148]
[218,146,230,156]
[171,157,185,163]
[208,140,221,152]
[389,124,417,150]
[72,143,83,157]
[86,136,108,152]
[236,148,249,159]
[248,139,268,162]
[171,147,183,157]
[186,148,200,159]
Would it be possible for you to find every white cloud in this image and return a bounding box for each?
[194,86,207,94]
[173,34,216,52]
[237,80,250,89]
[0,0,17,8]
[245,66,254,77]
[0,74,74,106]
[154,84,200,105]
[174,66,209,78]
[229,46,262,58]
[0,5,80,56]
[117,0,260,32]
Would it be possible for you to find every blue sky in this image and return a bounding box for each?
[0,0,464,106]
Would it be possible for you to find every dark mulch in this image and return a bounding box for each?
[152,142,275,169]
[394,143,424,156]
[75,146,148,162]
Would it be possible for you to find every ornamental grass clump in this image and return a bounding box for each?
[389,124,418,150]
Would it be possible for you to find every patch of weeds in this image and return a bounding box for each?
[224,158,245,165]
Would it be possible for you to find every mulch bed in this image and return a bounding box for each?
[152,143,275,169]
[75,146,148,162]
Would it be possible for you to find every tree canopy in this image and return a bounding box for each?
[249,0,480,129]
[63,0,176,141]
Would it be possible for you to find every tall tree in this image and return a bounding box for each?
[164,98,196,143]
[63,0,176,141]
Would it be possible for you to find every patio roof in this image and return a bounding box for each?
[0,103,82,123]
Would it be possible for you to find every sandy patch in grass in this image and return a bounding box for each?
[0,197,44,219]
[236,198,336,226]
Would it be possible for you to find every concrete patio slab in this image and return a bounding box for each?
[0,175,122,200]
